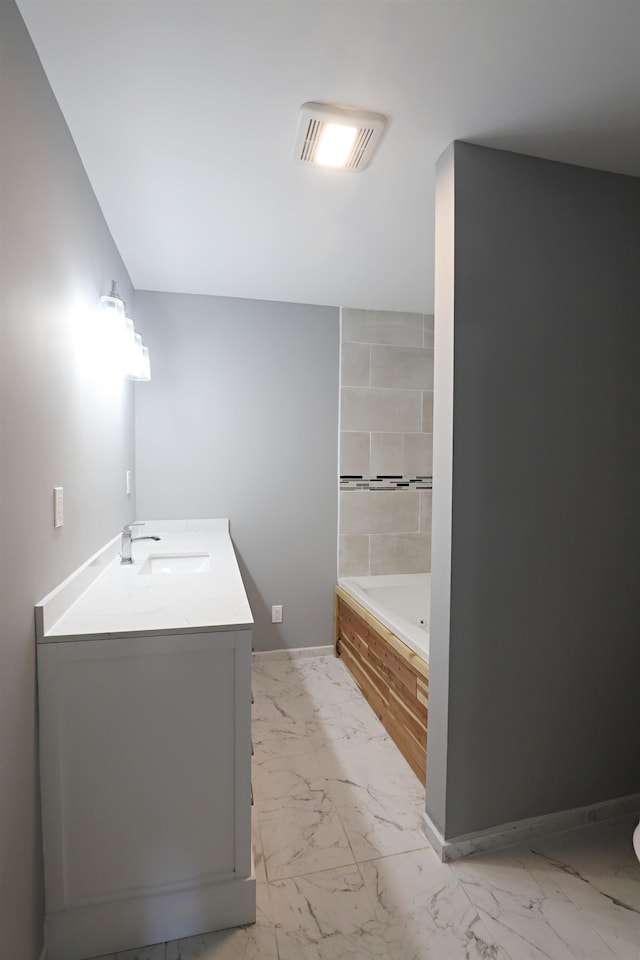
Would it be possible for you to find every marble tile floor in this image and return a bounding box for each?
[100,651,640,960]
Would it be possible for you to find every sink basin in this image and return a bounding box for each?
[139,553,211,575]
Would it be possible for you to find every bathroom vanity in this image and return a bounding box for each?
[35,520,254,960]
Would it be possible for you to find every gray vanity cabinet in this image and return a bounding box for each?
[37,627,255,960]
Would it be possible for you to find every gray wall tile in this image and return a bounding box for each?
[341,386,422,433]
[340,432,370,476]
[339,535,370,576]
[342,309,424,346]
[419,491,432,534]
[404,433,432,476]
[370,533,431,575]
[340,490,419,535]
[370,433,403,476]
[338,311,433,577]
[371,345,434,390]
[341,341,370,387]
[422,391,434,433]
[371,433,431,477]
[424,314,435,349]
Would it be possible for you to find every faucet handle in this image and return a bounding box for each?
[123,521,144,535]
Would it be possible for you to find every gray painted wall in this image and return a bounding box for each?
[0,3,136,957]
[425,144,455,835]
[427,141,640,839]
[133,291,339,652]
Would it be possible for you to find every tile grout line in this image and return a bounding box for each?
[259,881,282,960]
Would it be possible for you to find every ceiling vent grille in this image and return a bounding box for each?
[295,102,388,172]
[300,118,324,164]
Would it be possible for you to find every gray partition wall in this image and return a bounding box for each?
[427,141,640,843]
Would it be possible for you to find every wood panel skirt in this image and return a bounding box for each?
[334,585,428,784]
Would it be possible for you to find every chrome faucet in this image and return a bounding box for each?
[120,522,161,564]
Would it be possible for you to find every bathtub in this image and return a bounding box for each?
[334,574,430,783]
[337,573,430,661]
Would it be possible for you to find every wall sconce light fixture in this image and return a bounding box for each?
[100,281,151,381]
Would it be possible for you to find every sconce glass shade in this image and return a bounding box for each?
[123,317,138,377]
[100,280,125,316]
[140,345,151,381]
[127,333,151,381]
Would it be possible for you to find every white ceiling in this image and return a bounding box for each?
[16,1,640,313]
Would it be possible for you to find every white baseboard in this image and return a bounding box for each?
[45,874,255,960]
[423,792,640,862]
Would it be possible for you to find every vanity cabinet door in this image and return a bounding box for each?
[38,629,252,913]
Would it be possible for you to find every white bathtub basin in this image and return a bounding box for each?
[338,573,430,661]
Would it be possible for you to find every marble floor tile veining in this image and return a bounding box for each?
[269,864,391,960]
[253,751,355,881]
[527,819,640,960]
[93,651,640,960]
[316,739,428,862]
[360,848,512,960]
[451,845,625,960]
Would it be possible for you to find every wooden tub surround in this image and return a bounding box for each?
[334,585,428,784]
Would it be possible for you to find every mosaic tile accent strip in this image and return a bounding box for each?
[340,476,432,491]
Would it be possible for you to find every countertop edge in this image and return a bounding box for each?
[37,622,254,644]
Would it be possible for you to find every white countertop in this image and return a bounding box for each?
[36,519,254,642]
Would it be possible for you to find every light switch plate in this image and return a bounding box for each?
[53,487,64,528]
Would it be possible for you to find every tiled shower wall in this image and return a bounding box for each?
[339,309,434,577]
